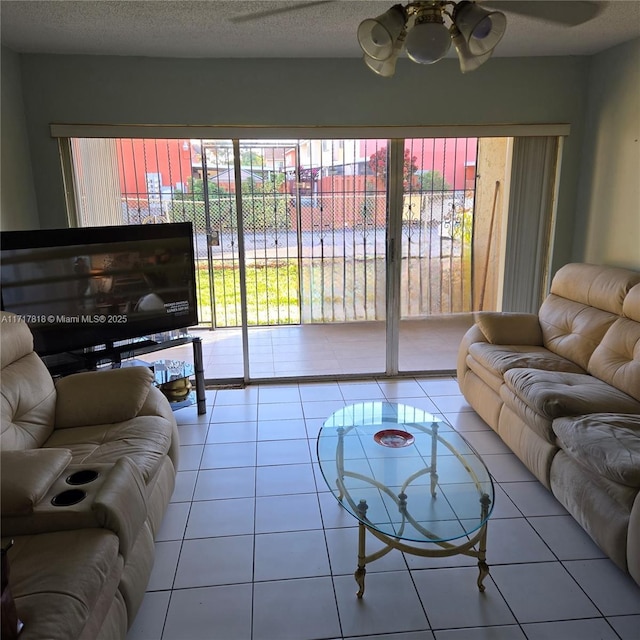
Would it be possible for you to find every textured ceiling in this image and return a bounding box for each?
[1,1,639,59]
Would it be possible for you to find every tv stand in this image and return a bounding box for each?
[43,333,206,415]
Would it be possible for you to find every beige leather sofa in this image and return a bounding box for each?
[457,263,640,586]
[0,311,180,639]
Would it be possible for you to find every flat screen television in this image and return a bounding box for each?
[1,222,199,357]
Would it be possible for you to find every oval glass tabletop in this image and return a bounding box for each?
[317,402,494,544]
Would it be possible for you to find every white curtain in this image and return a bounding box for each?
[501,136,559,312]
[71,138,122,227]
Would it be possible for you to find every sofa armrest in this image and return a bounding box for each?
[0,449,72,516]
[0,458,147,560]
[55,366,154,429]
[475,312,543,345]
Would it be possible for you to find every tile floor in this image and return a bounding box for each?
[147,315,474,383]
[127,377,640,640]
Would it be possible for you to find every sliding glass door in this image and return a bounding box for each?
[60,127,562,383]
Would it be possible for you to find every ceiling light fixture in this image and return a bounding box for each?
[357,1,506,77]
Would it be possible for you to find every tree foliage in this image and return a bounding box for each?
[368,147,419,189]
[419,170,452,192]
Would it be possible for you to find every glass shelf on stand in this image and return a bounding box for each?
[152,359,197,411]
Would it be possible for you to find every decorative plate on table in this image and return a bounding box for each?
[374,429,415,448]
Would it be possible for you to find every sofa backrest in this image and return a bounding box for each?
[1,312,56,449]
[588,282,640,401]
[539,263,640,372]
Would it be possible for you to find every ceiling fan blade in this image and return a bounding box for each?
[229,1,336,24]
[482,1,602,26]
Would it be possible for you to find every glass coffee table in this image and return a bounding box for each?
[317,402,494,598]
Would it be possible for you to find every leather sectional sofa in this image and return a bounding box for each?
[0,311,180,639]
[457,262,640,587]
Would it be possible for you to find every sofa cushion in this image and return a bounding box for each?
[553,414,640,488]
[475,312,543,345]
[550,263,640,314]
[55,366,154,429]
[468,343,585,377]
[0,313,35,368]
[623,283,640,322]
[503,368,640,420]
[539,296,618,370]
[588,317,640,402]
[3,529,123,640]
[43,415,174,484]
[1,353,57,450]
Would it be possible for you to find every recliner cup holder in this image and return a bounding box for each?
[66,469,100,485]
[51,489,86,507]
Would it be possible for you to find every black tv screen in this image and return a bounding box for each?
[1,222,199,356]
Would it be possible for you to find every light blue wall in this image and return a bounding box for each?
[0,46,39,230]
[16,54,590,269]
[576,38,640,269]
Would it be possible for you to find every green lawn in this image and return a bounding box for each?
[196,261,300,326]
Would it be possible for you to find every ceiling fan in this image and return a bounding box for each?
[230,1,601,77]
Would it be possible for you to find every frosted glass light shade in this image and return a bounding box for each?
[357,4,406,61]
[405,20,451,64]
[454,1,506,56]
[450,26,492,73]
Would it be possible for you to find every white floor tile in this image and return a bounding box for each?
[334,570,430,637]
[490,562,600,623]
[499,482,568,517]
[349,633,434,640]
[148,541,181,591]
[177,444,204,471]
[434,626,526,640]
[253,529,330,581]
[171,470,197,503]
[377,379,427,398]
[521,618,619,640]
[255,493,323,533]
[200,441,257,469]
[485,518,556,565]
[318,491,358,529]
[257,418,308,440]
[607,614,640,640]
[325,526,408,575]
[127,590,170,640]
[303,399,348,420]
[252,577,342,640]
[174,536,254,588]
[210,402,259,423]
[412,567,515,629]
[481,454,537,483]
[155,502,190,542]
[255,463,317,496]
[490,485,523,519]
[256,438,311,466]
[163,583,252,640]
[563,559,640,616]
[299,383,344,402]
[339,382,386,401]
[459,430,514,455]
[441,411,491,432]
[193,466,256,500]
[258,384,301,404]
[430,395,474,414]
[527,515,606,561]
[176,423,209,445]
[257,401,304,421]
[206,420,257,443]
[185,497,255,538]
[417,379,461,396]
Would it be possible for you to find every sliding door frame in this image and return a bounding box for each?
[55,123,569,383]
